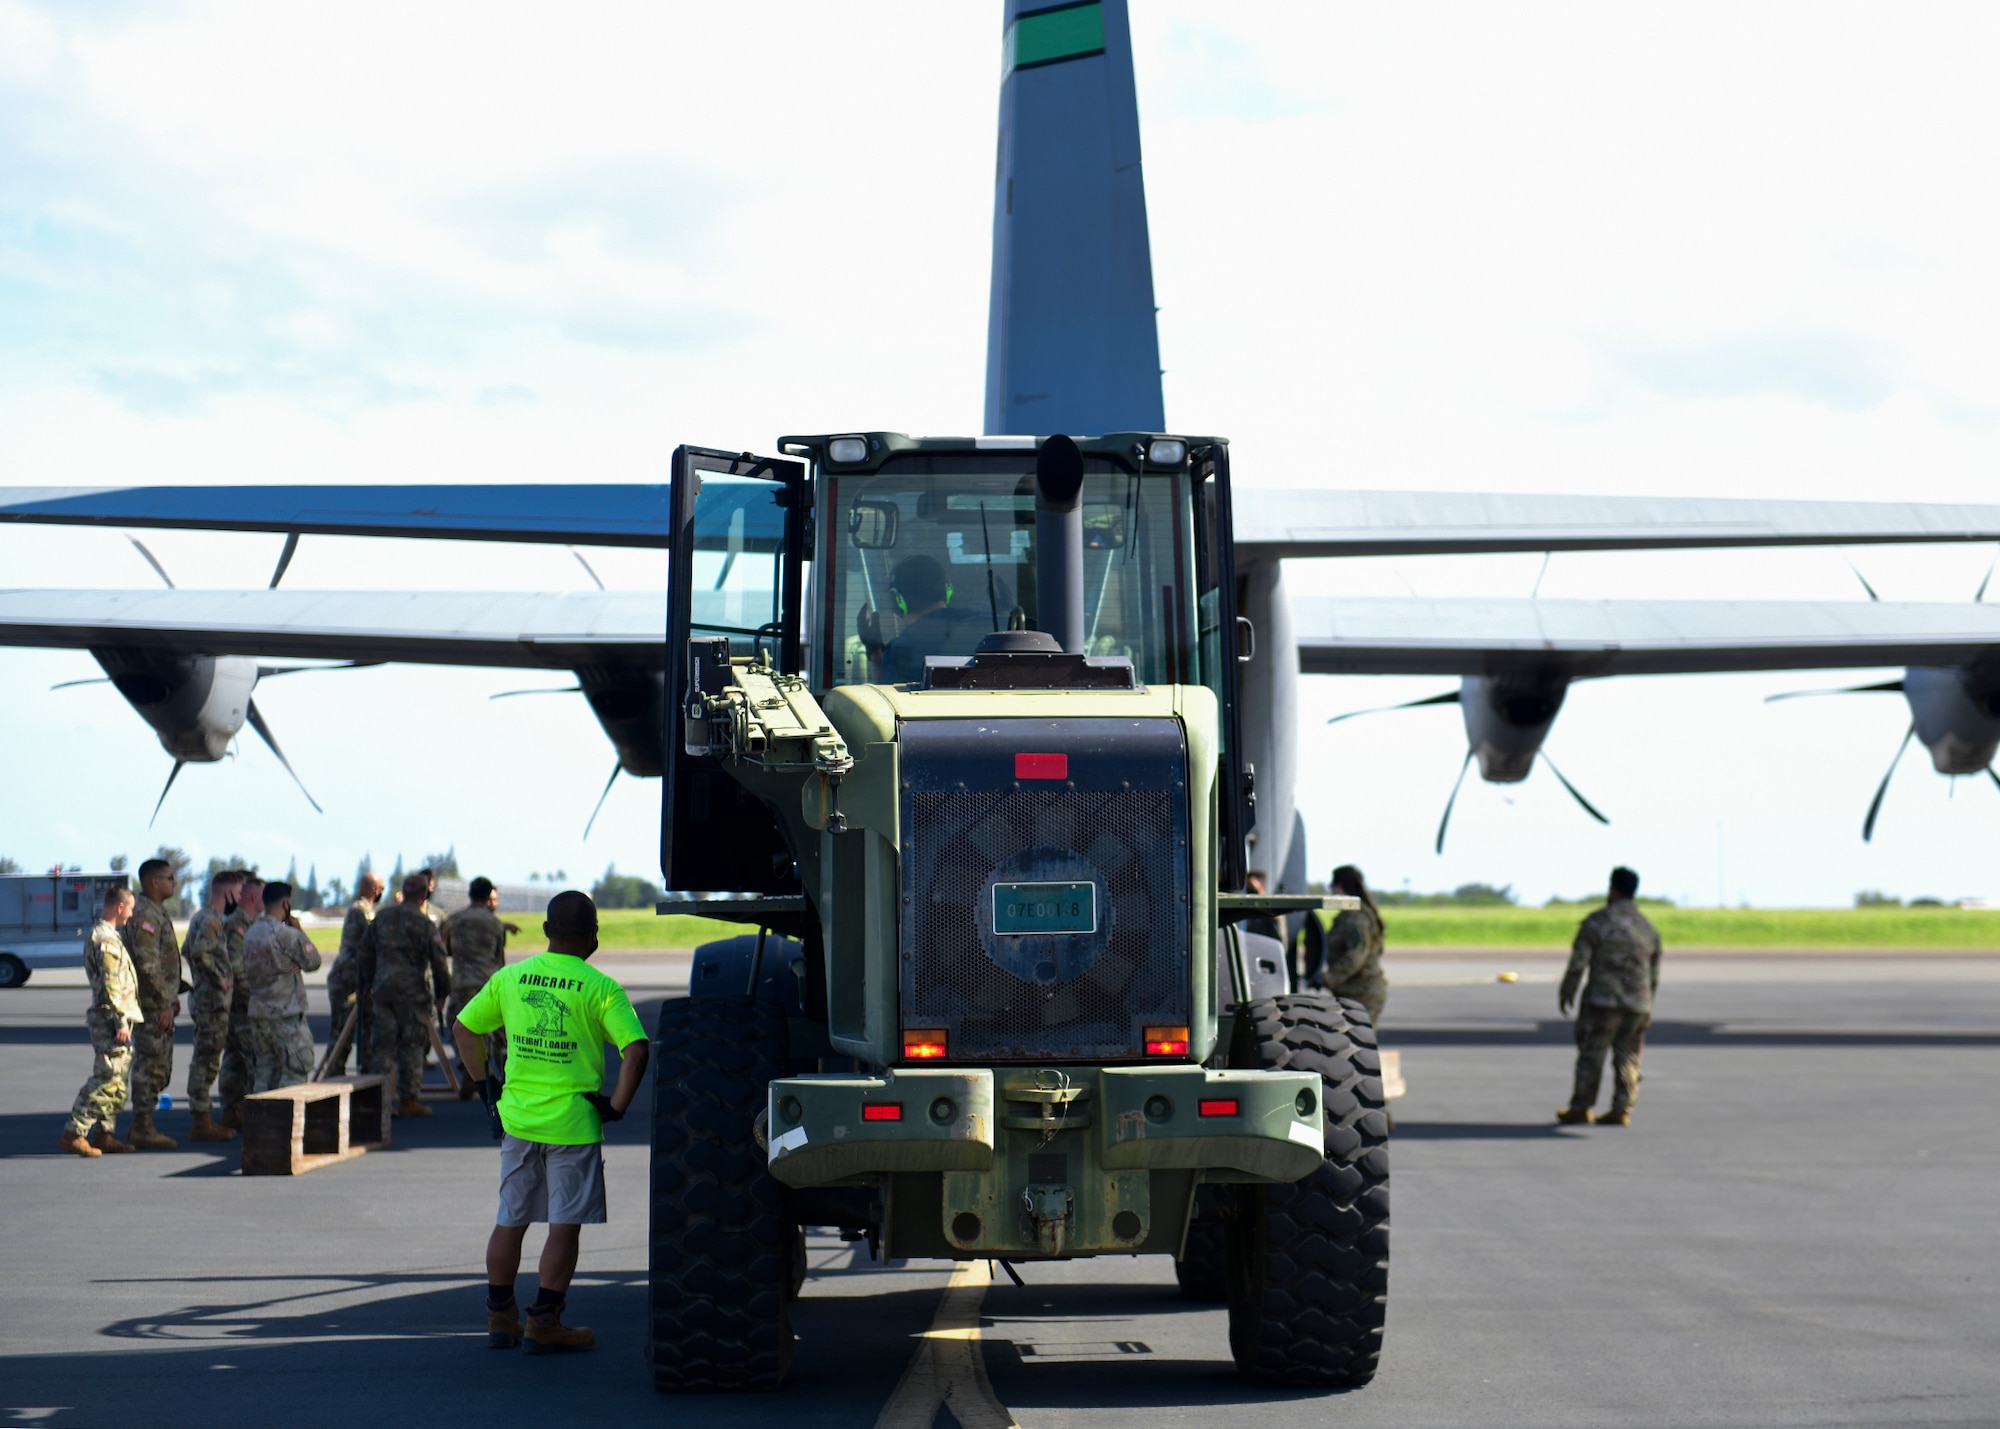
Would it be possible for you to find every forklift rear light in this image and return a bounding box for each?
[861,1103,903,1122]
[1198,1098,1240,1118]
[903,1028,948,1060]
[1144,1025,1190,1057]
[827,436,869,463]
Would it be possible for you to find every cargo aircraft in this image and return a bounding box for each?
[4,0,2000,883]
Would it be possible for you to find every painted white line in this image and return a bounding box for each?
[874,1259,1019,1429]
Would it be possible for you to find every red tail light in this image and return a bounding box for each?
[862,1103,903,1123]
[1015,752,1068,780]
[903,1028,948,1061]
[1198,1098,1240,1118]
[1145,1025,1190,1057]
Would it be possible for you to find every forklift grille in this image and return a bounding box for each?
[899,718,1192,1062]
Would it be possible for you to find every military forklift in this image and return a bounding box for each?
[648,432,1389,1391]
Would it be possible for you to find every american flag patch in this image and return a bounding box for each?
[140,922,156,933]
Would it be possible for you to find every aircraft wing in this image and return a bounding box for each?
[1236,489,2000,560]
[1291,597,2000,678]
[0,485,674,548]
[0,588,666,669]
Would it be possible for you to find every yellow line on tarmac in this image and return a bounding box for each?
[875,1259,1019,1429]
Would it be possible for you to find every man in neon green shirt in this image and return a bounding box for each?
[454,890,649,1355]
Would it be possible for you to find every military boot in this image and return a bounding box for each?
[218,1103,244,1133]
[126,1113,178,1149]
[487,1303,523,1350]
[1554,1105,1593,1125]
[90,1123,137,1153]
[393,1097,433,1119]
[59,1129,102,1158]
[522,1304,594,1355]
[1595,1106,1632,1126]
[189,1109,237,1142]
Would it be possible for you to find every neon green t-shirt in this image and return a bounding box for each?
[458,951,647,1146]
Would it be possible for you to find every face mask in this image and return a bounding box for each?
[223,897,239,915]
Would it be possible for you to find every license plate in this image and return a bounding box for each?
[993,881,1097,935]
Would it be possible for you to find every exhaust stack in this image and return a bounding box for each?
[1035,435,1086,654]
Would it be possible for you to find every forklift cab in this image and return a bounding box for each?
[660,433,1254,896]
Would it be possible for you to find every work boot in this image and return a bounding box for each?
[487,1304,523,1350]
[189,1109,237,1143]
[59,1129,102,1158]
[522,1304,594,1355]
[90,1124,136,1154]
[126,1113,178,1150]
[1554,1105,1593,1125]
[1596,1106,1632,1126]
[393,1097,433,1119]
[218,1103,244,1133]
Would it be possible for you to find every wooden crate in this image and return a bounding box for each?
[241,1075,391,1176]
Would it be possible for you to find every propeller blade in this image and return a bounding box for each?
[1861,724,1916,843]
[1435,749,1475,855]
[1530,551,1551,599]
[269,531,301,589]
[1988,766,2000,794]
[149,761,185,828]
[126,535,175,588]
[50,677,110,691]
[1977,548,1998,604]
[583,761,622,840]
[245,698,323,813]
[1764,680,1904,704]
[489,686,584,700]
[1329,690,1461,726]
[1846,561,1881,602]
[1539,752,1611,825]
[569,547,606,591]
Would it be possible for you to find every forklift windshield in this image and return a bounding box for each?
[818,458,1204,691]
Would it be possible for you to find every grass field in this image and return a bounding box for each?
[303,904,2000,953]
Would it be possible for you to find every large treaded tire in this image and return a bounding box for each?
[1223,991,1390,1388]
[648,995,794,1392]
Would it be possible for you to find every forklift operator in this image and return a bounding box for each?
[881,554,982,683]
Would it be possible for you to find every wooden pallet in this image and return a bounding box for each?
[241,1075,391,1176]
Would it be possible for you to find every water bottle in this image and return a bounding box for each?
[159,1093,174,1111]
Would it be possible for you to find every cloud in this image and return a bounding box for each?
[1600,327,1903,413]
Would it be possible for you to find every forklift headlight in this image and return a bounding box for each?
[828,436,869,464]
[1146,438,1186,466]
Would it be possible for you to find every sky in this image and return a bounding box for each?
[2,2,1999,906]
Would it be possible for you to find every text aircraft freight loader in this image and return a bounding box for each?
[648,433,1389,1391]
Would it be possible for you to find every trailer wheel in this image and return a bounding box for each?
[649,994,795,1392]
[1224,992,1390,1388]
[1175,1212,1228,1301]
[0,955,28,988]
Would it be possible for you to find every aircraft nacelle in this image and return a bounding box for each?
[1906,665,2000,774]
[577,664,666,778]
[1463,672,1570,782]
[89,647,253,761]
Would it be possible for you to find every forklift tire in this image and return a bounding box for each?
[1223,992,1389,1388]
[648,994,795,1392]
[1175,1215,1228,1302]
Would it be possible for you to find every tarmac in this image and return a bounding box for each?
[1,951,1996,1428]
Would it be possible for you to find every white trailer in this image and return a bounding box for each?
[0,871,131,988]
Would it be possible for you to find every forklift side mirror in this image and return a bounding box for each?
[849,500,899,550]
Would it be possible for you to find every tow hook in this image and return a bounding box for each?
[1022,1182,1073,1257]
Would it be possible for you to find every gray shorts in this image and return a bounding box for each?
[496,1135,608,1226]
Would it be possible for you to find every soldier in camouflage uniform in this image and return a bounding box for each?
[324,870,385,1076]
[1557,865,1663,1127]
[61,886,143,1156]
[241,882,323,1091]
[444,876,516,1093]
[122,858,184,1149]
[216,874,264,1132]
[1315,864,1388,1028]
[182,869,243,1141]
[360,871,450,1117]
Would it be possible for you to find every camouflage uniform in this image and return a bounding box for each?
[359,903,449,1102]
[182,904,232,1115]
[242,914,323,1092]
[65,919,143,1138]
[216,905,259,1120]
[1563,899,1663,1114]
[323,898,377,1076]
[1316,902,1388,1027]
[444,904,510,1076]
[121,894,182,1115]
